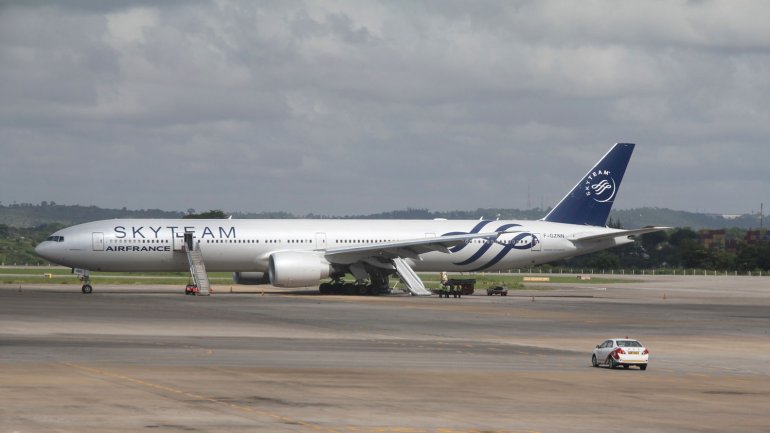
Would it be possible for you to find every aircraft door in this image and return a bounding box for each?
[92,232,104,251]
[315,232,327,250]
[173,233,186,251]
[531,233,542,252]
[184,232,194,251]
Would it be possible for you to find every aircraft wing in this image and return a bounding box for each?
[572,226,670,244]
[323,232,500,265]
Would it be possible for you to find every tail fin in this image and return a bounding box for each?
[542,143,635,226]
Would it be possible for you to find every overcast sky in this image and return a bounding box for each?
[1,1,769,216]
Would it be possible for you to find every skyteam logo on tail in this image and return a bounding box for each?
[584,170,616,203]
[543,143,634,226]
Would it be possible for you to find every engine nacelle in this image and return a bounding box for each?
[268,251,332,288]
[232,272,270,285]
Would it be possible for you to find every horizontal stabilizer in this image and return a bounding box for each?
[572,226,670,244]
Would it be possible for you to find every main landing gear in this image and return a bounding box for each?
[319,274,391,296]
[319,281,385,295]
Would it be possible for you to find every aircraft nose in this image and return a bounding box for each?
[35,242,49,260]
[35,240,58,262]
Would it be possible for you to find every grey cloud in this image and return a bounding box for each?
[1,1,768,215]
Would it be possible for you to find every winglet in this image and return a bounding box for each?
[543,143,635,226]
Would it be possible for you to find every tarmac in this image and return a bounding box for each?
[1,275,769,433]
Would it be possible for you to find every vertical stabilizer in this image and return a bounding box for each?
[542,143,635,226]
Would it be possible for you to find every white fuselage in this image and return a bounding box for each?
[36,218,630,273]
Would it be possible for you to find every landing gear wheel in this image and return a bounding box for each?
[591,355,598,367]
[81,284,93,294]
[319,282,332,294]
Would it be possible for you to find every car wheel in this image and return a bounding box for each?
[591,355,598,367]
[639,364,647,371]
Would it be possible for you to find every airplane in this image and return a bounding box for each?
[35,143,666,295]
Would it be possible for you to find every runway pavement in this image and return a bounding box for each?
[1,275,769,432]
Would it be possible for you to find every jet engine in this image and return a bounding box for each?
[232,272,270,285]
[268,251,332,288]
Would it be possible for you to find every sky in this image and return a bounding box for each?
[1,0,769,216]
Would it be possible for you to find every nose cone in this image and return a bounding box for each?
[36,229,78,267]
[35,241,52,261]
[35,233,64,263]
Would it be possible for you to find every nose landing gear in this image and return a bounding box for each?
[74,268,93,294]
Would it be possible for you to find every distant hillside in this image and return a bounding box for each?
[0,202,765,230]
[233,208,547,221]
[191,207,769,230]
[343,207,547,221]
[609,208,764,230]
[0,202,183,227]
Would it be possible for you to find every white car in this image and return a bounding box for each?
[592,338,649,370]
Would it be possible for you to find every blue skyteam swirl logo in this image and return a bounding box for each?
[442,221,540,272]
[584,169,617,203]
[592,180,613,195]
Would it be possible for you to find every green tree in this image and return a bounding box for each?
[183,210,227,219]
[584,251,620,269]
[641,230,668,253]
[675,239,708,268]
[668,228,698,247]
[737,242,770,271]
[710,250,736,270]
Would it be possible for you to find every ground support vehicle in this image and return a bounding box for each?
[486,285,508,296]
[433,278,476,298]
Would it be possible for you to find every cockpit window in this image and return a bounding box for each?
[45,236,64,242]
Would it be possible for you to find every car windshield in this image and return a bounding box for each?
[617,340,642,347]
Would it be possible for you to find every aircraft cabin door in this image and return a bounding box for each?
[315,232,327,250]
[531,233,542,252]
[92,232,104,251]
[173,233,186,251]
[184,232,194,251]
